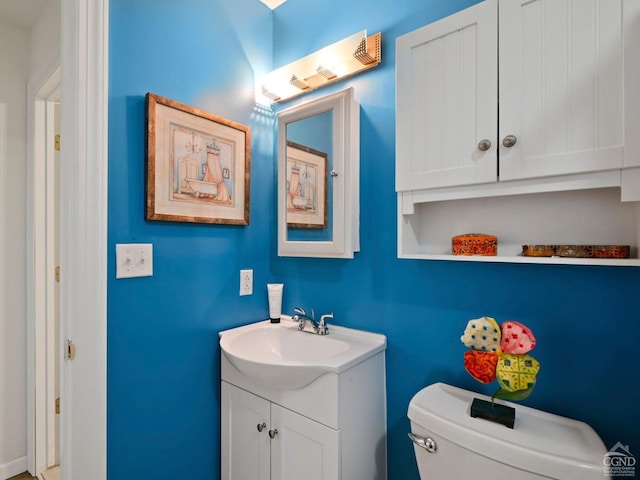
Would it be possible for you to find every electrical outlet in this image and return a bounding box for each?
[116,243,153,279]
[240,269,253,296]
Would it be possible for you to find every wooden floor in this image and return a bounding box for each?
[8,465,59,480]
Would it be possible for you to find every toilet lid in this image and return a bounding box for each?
[408,383,608,480]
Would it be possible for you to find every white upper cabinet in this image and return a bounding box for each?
[395,0,640,264]
[396,0,637,193]
[396,0,497,191]
[499,0,623,181]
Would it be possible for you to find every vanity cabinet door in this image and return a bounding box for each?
[499,0,624,181]
[396,0,498,192]
[270,403,340,480]
[221,382,270,480]
[222,381,340,480]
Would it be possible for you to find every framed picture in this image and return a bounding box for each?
[285,141,327,229]
[146,92,250,225]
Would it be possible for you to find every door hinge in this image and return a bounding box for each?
[55,134,61,151]
[66,339,76,360]
[56,397,60,414]
[55,265,60,283]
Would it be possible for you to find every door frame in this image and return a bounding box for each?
[26,1,108,478]
[26,62,61,478]
[59,1,108,478]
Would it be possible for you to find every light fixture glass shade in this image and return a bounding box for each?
[261,30,381,103]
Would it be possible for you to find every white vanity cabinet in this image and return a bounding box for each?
[221,382,339,480]
[220,337,387,480]
[396,0,640,264]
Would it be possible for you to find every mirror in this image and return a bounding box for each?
[277,88,360,258]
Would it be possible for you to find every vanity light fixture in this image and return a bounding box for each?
[261,30,381,103]
[289,74,310,90]
[261,85,281,101]
[316,65,337,79]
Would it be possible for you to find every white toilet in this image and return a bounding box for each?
[408,383,609,479]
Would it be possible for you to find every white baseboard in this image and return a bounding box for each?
[0,456,28,479]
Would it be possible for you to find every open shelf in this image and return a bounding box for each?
[398,187,640,267]
[399,253,640,266]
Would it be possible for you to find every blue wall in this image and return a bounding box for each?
[108,0,274,478]
[109,0,640,479]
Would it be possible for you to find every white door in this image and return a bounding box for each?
[221,382,270,480]
[27,63,62,478]
[270,403,340,480]
[396,0,498,192]
[499,0,624,181]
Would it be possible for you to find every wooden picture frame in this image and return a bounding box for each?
[285,141,327,229]
[146,92,250,225]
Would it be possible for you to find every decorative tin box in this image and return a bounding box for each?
[452,233,497,256]
[522,244,630,258]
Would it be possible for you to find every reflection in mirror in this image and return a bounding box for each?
[277,88,360,258]
[286,110,332,241]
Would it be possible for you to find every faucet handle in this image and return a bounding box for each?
[293,306,306,316]
[318,313,333,335]
[320,313,333,325]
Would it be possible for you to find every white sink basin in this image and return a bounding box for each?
[219,317,386,390]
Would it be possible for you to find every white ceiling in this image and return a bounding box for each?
[0,0,47,28]
[258,0,287,9]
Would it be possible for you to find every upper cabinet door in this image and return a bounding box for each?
[396,0,498,192]
[499,0,624,181]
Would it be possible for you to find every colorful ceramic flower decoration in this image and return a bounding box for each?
[461,317,540,401]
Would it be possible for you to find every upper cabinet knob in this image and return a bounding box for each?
[477,139,491,152]
[502,135,517,148]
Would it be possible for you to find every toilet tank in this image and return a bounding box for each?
[408,383,609,480]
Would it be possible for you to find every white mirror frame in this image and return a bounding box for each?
[277,88,360,258]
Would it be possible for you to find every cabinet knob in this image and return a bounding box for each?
[269,429,278,439]
[257,423,266,432]
[477,139,491,152]
[502,135,517,148]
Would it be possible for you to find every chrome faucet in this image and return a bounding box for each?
[293,307,317,333]
[292,307,333,335]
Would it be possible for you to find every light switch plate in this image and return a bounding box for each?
[116,243,153,279]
